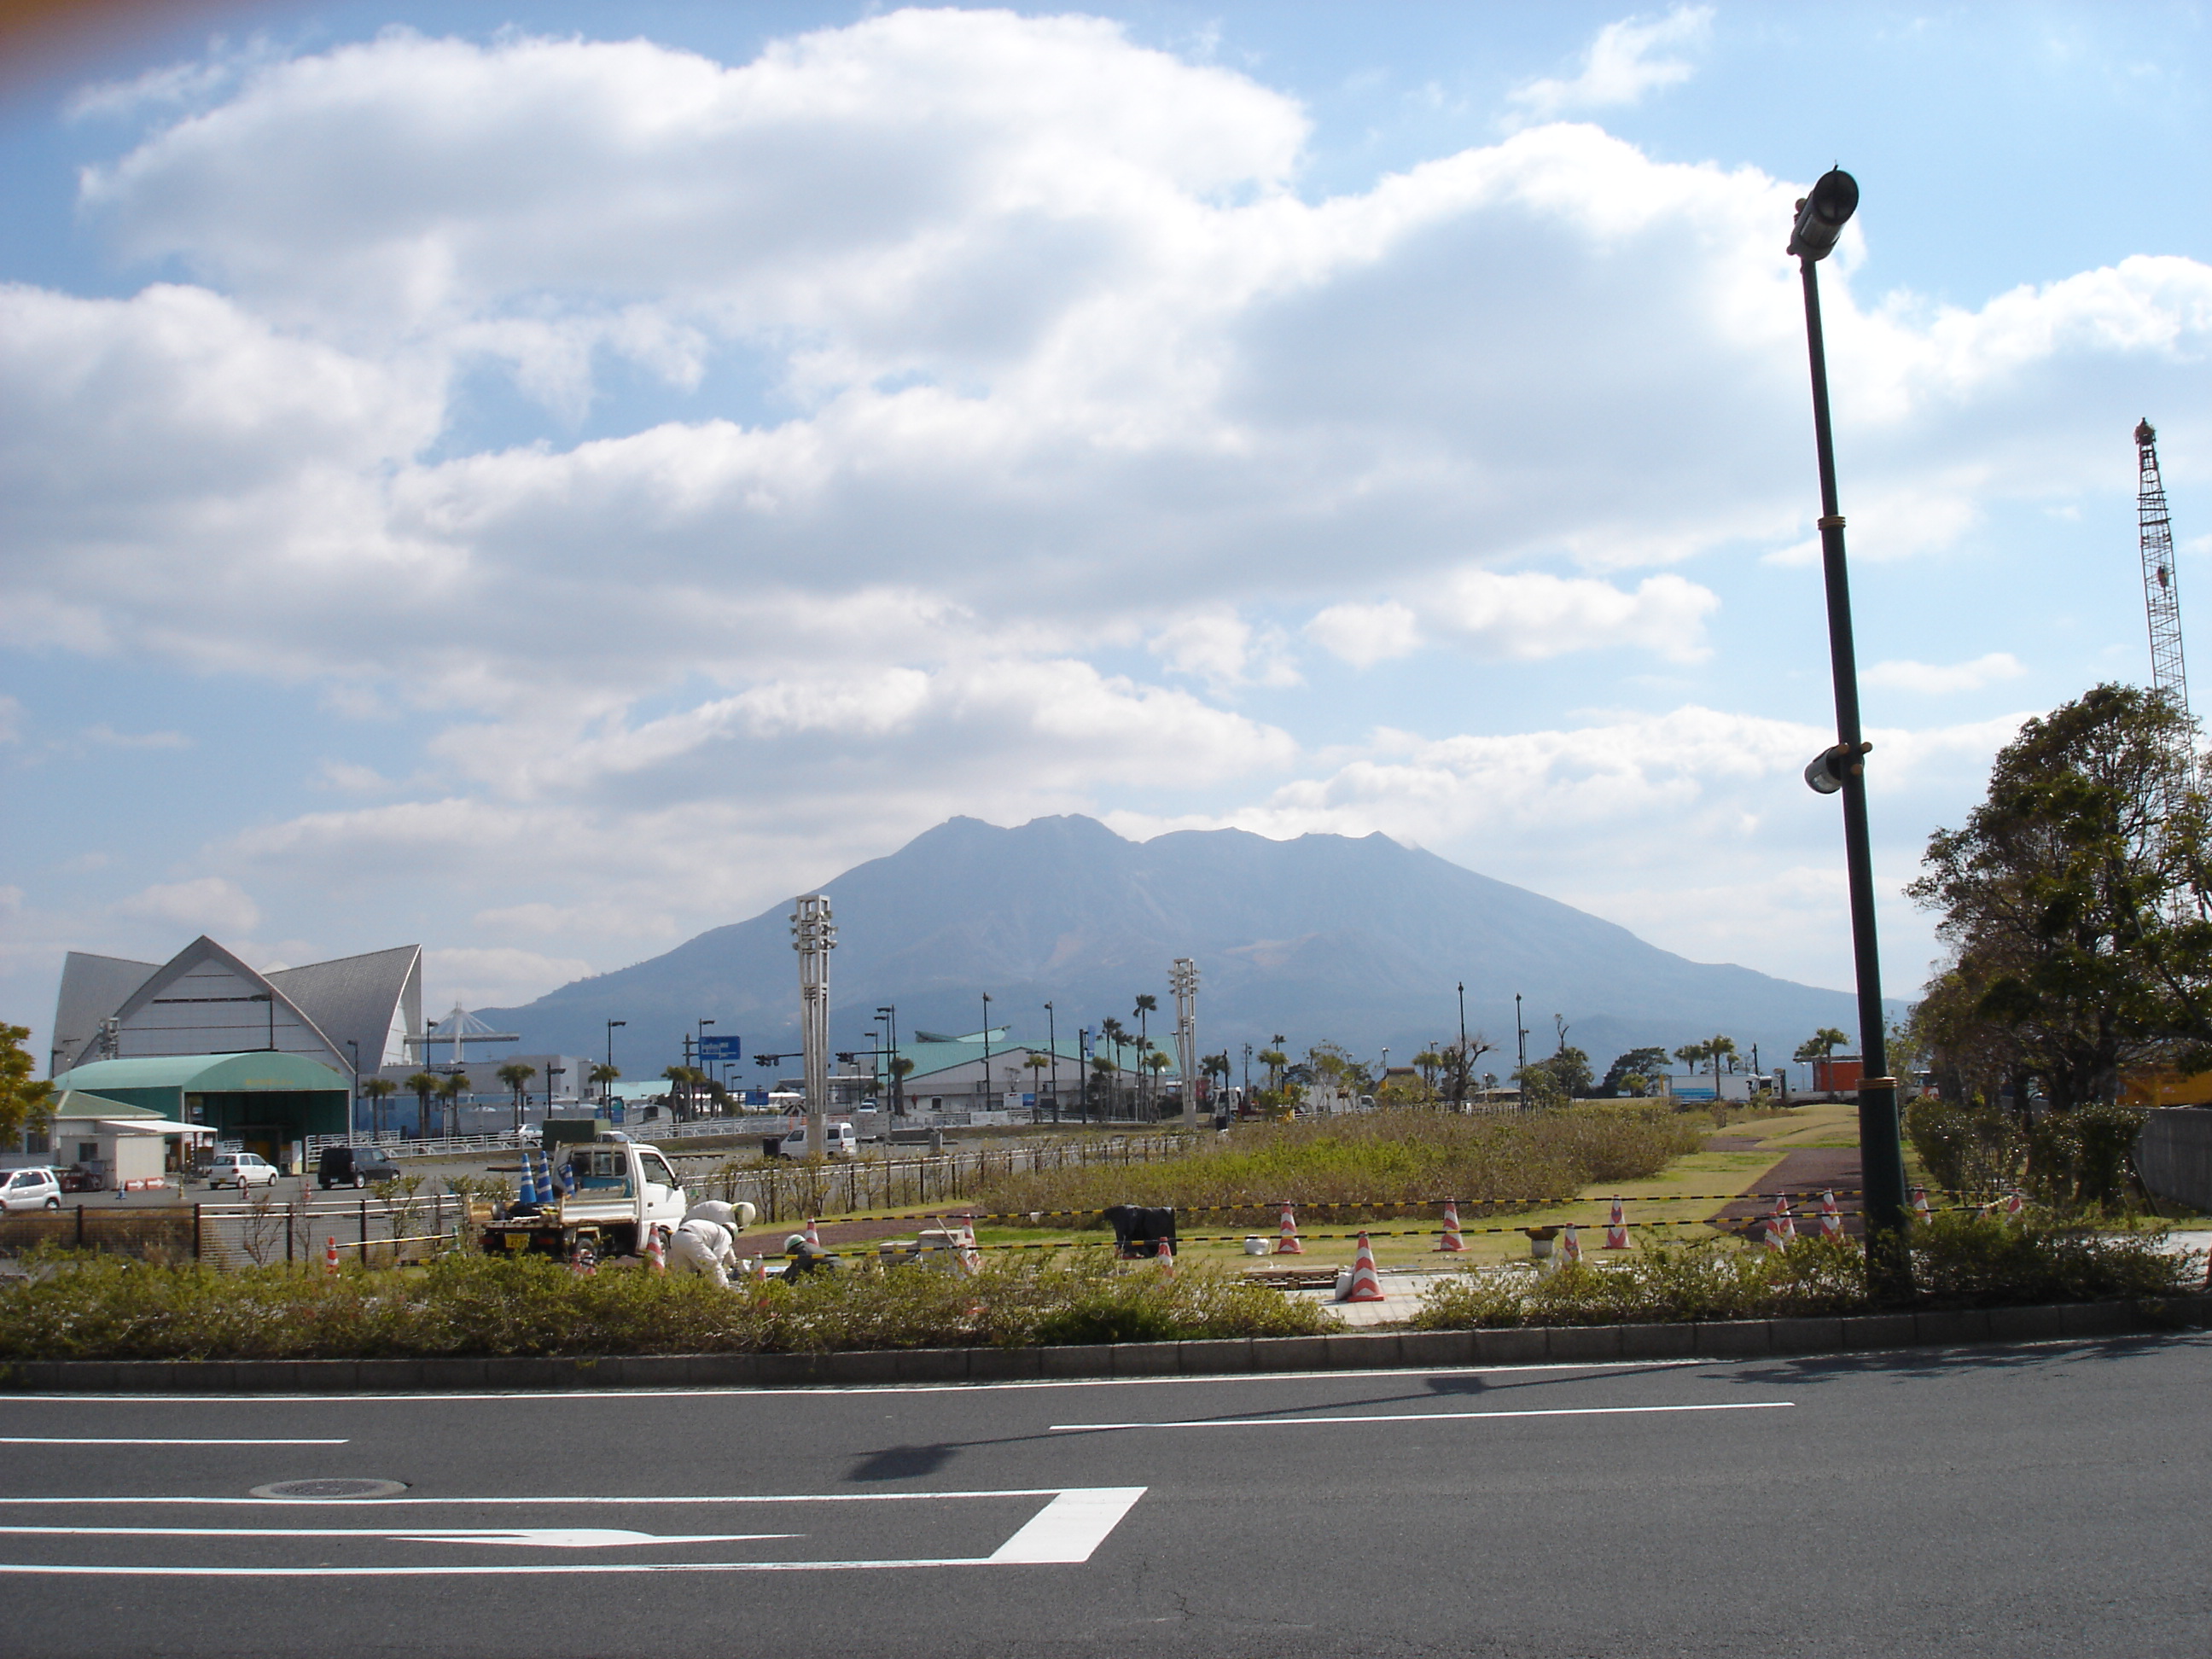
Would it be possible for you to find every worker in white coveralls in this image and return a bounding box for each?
[662,1200,760,1287]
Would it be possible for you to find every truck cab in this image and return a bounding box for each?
[481,1138,689,1261]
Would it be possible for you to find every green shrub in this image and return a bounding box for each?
[0,1249,1329,1362]
[1905,1096,2025,1196]
[2023,1102,2147,1208]
[965,1104,1705,1226]
[1911,1209,2185,1305]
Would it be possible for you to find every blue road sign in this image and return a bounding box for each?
[700,1034,743,1062]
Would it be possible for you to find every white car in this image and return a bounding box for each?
[0,1167,61,1210]
[777,1122,860,1159]
[207,1151,280,1189]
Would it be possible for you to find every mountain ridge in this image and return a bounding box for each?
[480,814,1880,1082]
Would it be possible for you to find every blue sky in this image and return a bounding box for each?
[5,2,2210,1064]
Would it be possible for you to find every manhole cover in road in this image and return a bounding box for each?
[250,1479,410,1500]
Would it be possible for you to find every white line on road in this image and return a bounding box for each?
[1050,1400,1795,1431]
[0,1526,801,1547]
[0,1437,347,1446]
[0,1487,1145,1575]
[0,1489,1059,1505]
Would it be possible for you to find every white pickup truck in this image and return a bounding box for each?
[480,1138,690,1262]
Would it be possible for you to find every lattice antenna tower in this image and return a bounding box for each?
[2138,419,2189,726]
[790,893,835,1152]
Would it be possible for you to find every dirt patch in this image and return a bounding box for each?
[1713,1148,1865,1237]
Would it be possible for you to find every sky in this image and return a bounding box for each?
[5,1,2212,1068]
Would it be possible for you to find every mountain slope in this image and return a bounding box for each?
[480,814,1877,1081]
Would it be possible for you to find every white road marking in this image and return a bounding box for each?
[0,1357,1723,1403]
[1050,1400,1795,1431]
[987,1487,1145,1563]
[0,1527,799,1546]
[1,1489,1058,1505]
[0,1437,346,1446]
[0,1486,1146,1576]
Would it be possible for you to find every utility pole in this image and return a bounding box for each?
[790,894,835,1155]
[981,993,993,1110]
[876,1004,901,1118]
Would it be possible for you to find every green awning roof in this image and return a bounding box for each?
[52,1052,350,1094]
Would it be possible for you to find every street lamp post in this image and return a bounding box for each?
[980,993,992,1109]
[346,1039,361,1138]
[605,1020,625,1103]
[876,1004,903,1117]
[1045,1002,1058,1123]
[1789,166,1909,1284]
[546,1065,565,1124]
[1455,982,1468,1113]
[1514,994,1527,1113]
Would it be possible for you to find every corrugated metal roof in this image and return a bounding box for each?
[267,945,421,1072]
[53,1052,350,1092]
[50,952,160,1071]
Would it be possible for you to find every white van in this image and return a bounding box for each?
[777,1121,859,1160]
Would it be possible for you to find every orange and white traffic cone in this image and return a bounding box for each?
[323,1236,339,1275]
[646,1226,667,1274]
[1818,1190,1843,1239]
[804,1217,823,1249]
[2001,1190,2024,1219]
[1275,1202,1304,1254]
[1912,1187,1932,1223]
[1435,1201,1467,1253]
[1342,1232,1386,1302]
[750,1254,768,1283]
[1560,1223,1581,1265]
[1604,1197,1629,1249]
[1769,1195,1797,1244]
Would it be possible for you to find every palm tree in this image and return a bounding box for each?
[588,1062,619,1105]
[402,1072,439,1143]
[437,1072,469,1138]
[1132,994,1158,1116]
[1706,1034,1738,1084]
[1145,1048,1172,1117]
[1673,1044,1708,1091]
[362,1077,397,1140]
[888,1057,915,1117]
[1794,1027,1852,1064]
[1089,1055,1118,1120]
[497,1062,538,1129]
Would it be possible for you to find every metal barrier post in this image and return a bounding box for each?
[358,1198,370,1265]
[192,1202,201,1262]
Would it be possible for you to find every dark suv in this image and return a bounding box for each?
[317,1144,403,1189]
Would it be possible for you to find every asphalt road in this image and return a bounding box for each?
[2,1335,2209,1658]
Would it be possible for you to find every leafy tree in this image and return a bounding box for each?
[1793,1027,1852,1065]
[1600,1047,1670,1097]
[1907,683,2212,1110]
[0,1024,54,1150]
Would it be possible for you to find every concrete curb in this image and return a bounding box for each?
[3,1294,2207,1394]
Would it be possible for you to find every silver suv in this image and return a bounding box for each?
[207,1151,280,1189]
[0,1167,61,1210]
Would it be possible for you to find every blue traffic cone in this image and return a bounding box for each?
[561,1161,577,1197]
[517,1156,538,1209]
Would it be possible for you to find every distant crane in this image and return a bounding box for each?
[2136,419,2202,906]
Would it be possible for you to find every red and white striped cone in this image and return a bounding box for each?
[1911,1187,1933,1223]
[1342,1232,1386,1302]
[1818,1190,1843,1239]
[750,1253,768,1284]
[1604,1197,1629,1250]
[572,1238,597,1278]
[645,1227,667,1274]
[323,1236,339,1275]
[1435,1201,1467,1253]
[1770,1194,1797,1244]
[2001,1190,2024,1219]
[804,1217,823,1249]
[1560,1223,1581,1265]
[1156,1237,1175,1277]
[1274,1202,1304,1254]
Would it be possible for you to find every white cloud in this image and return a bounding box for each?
[423,946,593,1011]
[1307,602,1422,668]
[1862,653,2028,695]
[1309,571,1717,667]
[1149,610,1300,690]
[1508,7,1714,121]
[81,724,191,749]
[0,696,20,744]
[112,876,262,934]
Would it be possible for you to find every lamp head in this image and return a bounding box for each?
[1788,168,1858,261]
[1803,741,1869,795]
